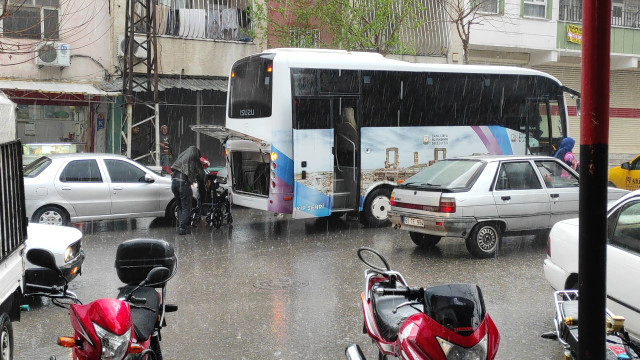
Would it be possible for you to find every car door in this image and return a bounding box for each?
[535,160,580,226]
[103,158,164,216]
[54,159,111,217]
[606,199,640,341]
[492,160,550,231]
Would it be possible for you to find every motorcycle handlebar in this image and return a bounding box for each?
[374,286,424,300]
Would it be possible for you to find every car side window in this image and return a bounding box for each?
[535,160,579,188]
[609,201,640,255]
[495,161,542,190]
[104,159,147,183]
[59,160,102,182]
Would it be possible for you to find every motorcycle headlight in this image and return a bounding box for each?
[437,334,487,360]
[92,323,130,360]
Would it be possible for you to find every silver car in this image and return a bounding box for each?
[388,155,629,258]
[24,153,180,225]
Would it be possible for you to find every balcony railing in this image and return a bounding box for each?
[153,0,252,42]
[560,5,640,28]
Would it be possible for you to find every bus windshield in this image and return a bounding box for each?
[228,54,274,119]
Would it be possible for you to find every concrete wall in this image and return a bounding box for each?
[469,0,558,52]
[0,0,112,82]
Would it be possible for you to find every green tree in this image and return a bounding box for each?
[250,0,429,56]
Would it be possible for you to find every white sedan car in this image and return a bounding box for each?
[24,153,180,225]
[544,190,640,341]
[25,223,84,292]
[388,155,629,258]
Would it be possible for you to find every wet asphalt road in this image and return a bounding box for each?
[14,207,563,360]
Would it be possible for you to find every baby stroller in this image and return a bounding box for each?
[201,173,232,229]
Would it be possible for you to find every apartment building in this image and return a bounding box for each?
[0,0,117,159]
[97,0,262,165]
[461,0,640,163]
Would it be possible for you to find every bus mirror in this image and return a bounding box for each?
[575,98,581,116]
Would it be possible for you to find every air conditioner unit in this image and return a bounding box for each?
[35,42,70,67]
[117,35,147,58]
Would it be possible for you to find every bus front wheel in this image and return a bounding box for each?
[361,188,391,228]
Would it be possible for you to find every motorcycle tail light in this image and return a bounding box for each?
[58,337,77,348]
[437,334,487,360]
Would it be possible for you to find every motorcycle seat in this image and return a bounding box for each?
[117,286,160,341]
[372,283,423,342]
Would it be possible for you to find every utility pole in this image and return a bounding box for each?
[122,0,160,166]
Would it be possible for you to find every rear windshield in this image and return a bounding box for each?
[24,156,51,178]
[228,54,274,119]
[402,159,484,190]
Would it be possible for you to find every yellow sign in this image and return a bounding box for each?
[567,24,582,45]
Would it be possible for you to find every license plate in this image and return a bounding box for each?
[403,217,424,227]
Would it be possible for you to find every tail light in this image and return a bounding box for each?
[546,236,551,256]
[390,195,395,206]
[438,197,456,213]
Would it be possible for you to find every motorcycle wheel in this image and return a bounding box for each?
[150,335,162,360]
[378,351,388,360]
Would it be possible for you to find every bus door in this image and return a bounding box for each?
[525,98,564,156]
[332,99,359,214]
[292,98,334,218]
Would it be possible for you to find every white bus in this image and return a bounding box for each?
[195,48,578,227]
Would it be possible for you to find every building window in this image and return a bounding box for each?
[3,0,59,39]
[559,0,582,22]
[477,0,499,13]
[523,0,546,18]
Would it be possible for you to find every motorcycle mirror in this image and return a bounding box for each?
[26,248,60,272]
[146,266,170,284]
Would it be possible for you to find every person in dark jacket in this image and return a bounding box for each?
[171,146,205,235]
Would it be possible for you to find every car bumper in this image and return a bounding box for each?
[388,209,477,238]
[543,257,569,291]
[25,250,85,291]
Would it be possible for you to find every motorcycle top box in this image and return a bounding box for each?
[115,238,176,285]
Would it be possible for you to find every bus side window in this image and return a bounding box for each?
[294,98,331,129]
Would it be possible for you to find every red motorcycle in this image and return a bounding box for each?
[346,248,500,360]
[27,239,178,360]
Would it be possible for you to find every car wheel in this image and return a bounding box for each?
[32,206,69,226]
[166,201,178,223]
[466,223,501,258]
[409,232,441,248]
[360,188,391,228]
[0,313,13,360]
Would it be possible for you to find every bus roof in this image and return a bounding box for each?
[260,48,563,85]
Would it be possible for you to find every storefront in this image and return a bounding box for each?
[0,80,119,164]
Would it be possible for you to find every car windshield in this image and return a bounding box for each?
[402,159,485,190]
[24,156,52,178]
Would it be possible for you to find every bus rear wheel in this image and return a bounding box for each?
[361,188,391,228]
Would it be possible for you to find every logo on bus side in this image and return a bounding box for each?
[240,109,255,117]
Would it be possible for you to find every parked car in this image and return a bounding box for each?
[543,190,640,342]
[25,223,84,292]
[609,154,640,191]
[388,155,629,258]
[24,153,183,225]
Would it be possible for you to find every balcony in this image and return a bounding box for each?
[559,5,640,28]
[154,0,252,42]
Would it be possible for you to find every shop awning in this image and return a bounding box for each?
[97,76,228,93]
[0,79,120,96]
